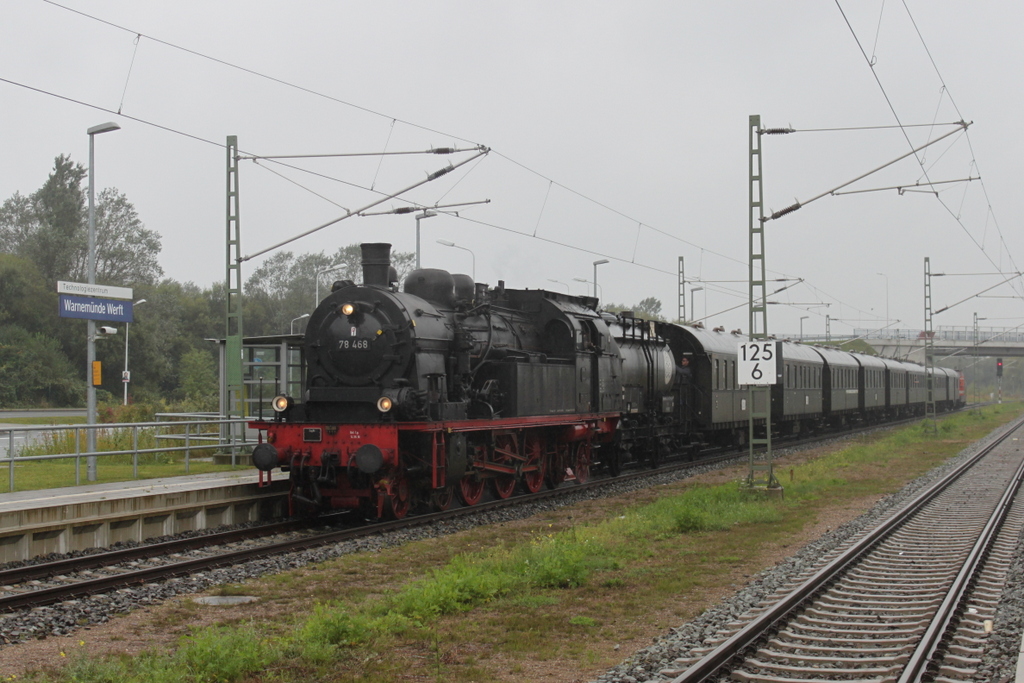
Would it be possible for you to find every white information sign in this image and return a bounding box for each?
[737,341,779,385]
[58,281,133,301]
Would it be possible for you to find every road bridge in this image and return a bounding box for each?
[804,327,1024,363]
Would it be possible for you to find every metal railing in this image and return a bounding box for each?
[2,417,256,491]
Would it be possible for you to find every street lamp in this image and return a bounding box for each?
[573,277,602,300]
[315,262,348,305]
[86,121,120,482]
[123,299,147,406]
[876,272,889,333]
[547,279,570,293]
[291,313,310,334]
[592,259,609,298]
[414,210,437,269]
[436,239,475,280]
[800,315,809,340]
[690,287,704,322]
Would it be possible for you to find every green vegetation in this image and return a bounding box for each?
[1,154,421,411]
[20,403,1021,683]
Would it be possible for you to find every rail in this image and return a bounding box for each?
[1,417,257,491]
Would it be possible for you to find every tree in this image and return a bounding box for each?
[69,188,163,286]
[0,155,86,282]
[634,297,664,321]
[179,348,218,411]
[603,297,665,321]
[0,155,162,285]
[0,325,82,407]
[0,254,58,336]
[244,245,416,337]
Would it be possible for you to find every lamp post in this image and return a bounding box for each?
[291,313,310,334]
[436,239,475,279]
[315,262,348,305]
[414,210,437,269]
[592,259,609,298]
[86,121,120,482]
[690,287,704,322]
[123,299,147,406]
[573,277,602,300]
[876,272,889,333]
[800,316,809,340]
[547,279,570,293]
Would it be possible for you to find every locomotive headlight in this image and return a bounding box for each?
[341,302,356,316]
[272,395,293,413]
[376,396,393,413]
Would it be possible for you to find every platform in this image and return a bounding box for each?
[0,470,288,564]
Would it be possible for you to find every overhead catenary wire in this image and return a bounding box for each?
[835,0,1024,298]
[9,3,943,327]
[239,148,490,263]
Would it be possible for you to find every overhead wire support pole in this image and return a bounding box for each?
[747,115,780,492]
[225,135,244,424]
[763,122,970,222]
[924,257,936,431]
[239,147,490,263]
[678,257,685,322]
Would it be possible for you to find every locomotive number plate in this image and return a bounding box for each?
[338,338,370,350]
[303,428,323,443]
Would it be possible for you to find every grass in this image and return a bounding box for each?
[17,403,1023,683]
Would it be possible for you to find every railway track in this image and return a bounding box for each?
[0,446,749,614]
[0,410,965,618]
[669,413,1024,683]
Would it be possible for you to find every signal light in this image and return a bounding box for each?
[997,358,1003,377]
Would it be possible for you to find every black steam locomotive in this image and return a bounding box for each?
[250,243,964,518]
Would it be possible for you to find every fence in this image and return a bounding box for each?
[1,416,256,491]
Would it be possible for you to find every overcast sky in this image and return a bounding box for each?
[3,1,1022,338]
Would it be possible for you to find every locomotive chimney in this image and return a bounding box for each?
[360,243,392,287]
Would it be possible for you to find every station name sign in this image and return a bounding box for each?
[57,281,134,323]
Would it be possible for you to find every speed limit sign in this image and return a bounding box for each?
[738,341,779,385]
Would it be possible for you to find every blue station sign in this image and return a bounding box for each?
[58,295,135,323]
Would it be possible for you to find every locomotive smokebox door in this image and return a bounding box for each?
[446,433,468,484]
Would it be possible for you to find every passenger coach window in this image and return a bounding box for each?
[714,359,720,389]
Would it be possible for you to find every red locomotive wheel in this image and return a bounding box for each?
[522,435,545,493]
[493,475,516,499]
[431,486,455,511]
[546,443,571,489]
[574,442,591,484]
[458,474,485,506]
[381,475,411,519]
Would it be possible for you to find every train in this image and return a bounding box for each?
[249,243,966,519]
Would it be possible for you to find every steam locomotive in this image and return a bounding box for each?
[250,243,965,518]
